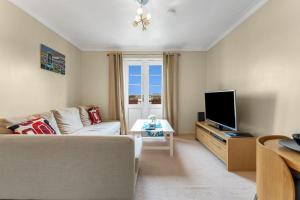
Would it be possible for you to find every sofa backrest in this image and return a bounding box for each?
[0,106,103,135]
[0,112,62,135]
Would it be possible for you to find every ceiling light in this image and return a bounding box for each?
[137,7,143,15]
[146,13,151,20]
[132,0,151,31]
[135,15,140,22]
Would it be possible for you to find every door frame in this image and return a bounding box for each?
[123,58,163,129]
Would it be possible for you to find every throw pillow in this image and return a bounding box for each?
[1,115,33,134]
[78,106,92,127]
[52,107,84,134]
[7,118,56,135]
[33,111,61,135]
[88,107,102,125]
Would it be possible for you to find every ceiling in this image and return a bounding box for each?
[9,0,267,51]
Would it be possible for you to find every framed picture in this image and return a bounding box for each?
[40,44,65,75]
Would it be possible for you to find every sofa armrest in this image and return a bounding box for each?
[0,135,135,200]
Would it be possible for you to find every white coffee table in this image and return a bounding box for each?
[130,119,174,156]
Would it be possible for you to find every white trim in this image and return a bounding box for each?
[206,0,269,50]
[81,48,207,52]
[123,58,162,61]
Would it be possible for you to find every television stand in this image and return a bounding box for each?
[195,121,256,171]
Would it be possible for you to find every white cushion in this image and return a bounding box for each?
[71,121,120,136]
[78,106,92,127]
[52,108,84,134]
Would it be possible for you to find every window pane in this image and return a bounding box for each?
[149,95,161,104]
[129,85,141,95]
[149,63,162,104]
[149,85,161,95]
[129,85,141,104]
[129,75,141,85]
[149,75,161,85]
[149,65,162,75]
[149,85,161,105]
[129,95,142,104]
[129,65,141,75]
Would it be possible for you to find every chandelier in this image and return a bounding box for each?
[132,0,151,31]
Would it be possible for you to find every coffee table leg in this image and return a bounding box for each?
[170,132,174,157]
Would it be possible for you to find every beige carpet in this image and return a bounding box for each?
[135,135,256,200]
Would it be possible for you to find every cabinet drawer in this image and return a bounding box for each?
[208,136,226,151]
[207,139,227,162]
[196,126,227,162]
[196,127,209,141]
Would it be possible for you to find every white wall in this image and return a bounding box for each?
[178,52,206,134]
[80,51,109,120]
[0,0,81,118]
[206,0,300,136]
[80,51,206,134]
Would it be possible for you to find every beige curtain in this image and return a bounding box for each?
[163,53,179,135]
[108,52,127,134]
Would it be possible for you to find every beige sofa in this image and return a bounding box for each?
[0,107,142,200]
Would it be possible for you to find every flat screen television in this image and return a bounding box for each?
[204,90,237,131]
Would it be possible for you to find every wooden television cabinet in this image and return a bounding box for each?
[195,121,256,171]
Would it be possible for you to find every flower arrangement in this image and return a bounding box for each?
[148,114,157,123]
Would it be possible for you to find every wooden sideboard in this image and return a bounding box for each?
[256,135,300,200]
[195,121,256,171]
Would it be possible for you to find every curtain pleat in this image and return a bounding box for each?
[108,52,127,134]
[163,53,179,135]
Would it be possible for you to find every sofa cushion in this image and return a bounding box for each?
[71,121,120,136]
[78,106,92,127]
[8,118,56,135]
[52,108,84,134]
[88,107,102,125]
[33,112,61,135]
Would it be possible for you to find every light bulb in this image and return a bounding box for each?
[135,15,140,22]
[137,7,143,15]
[146,13,151,20]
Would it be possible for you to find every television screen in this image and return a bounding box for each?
[204,90,237,130]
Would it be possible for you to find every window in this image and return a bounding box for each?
[124,59,163,129]
[128,65,142,104]
[149,65,162,104]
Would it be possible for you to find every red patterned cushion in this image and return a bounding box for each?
[88,107,102,125]
[8,118,56,135]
